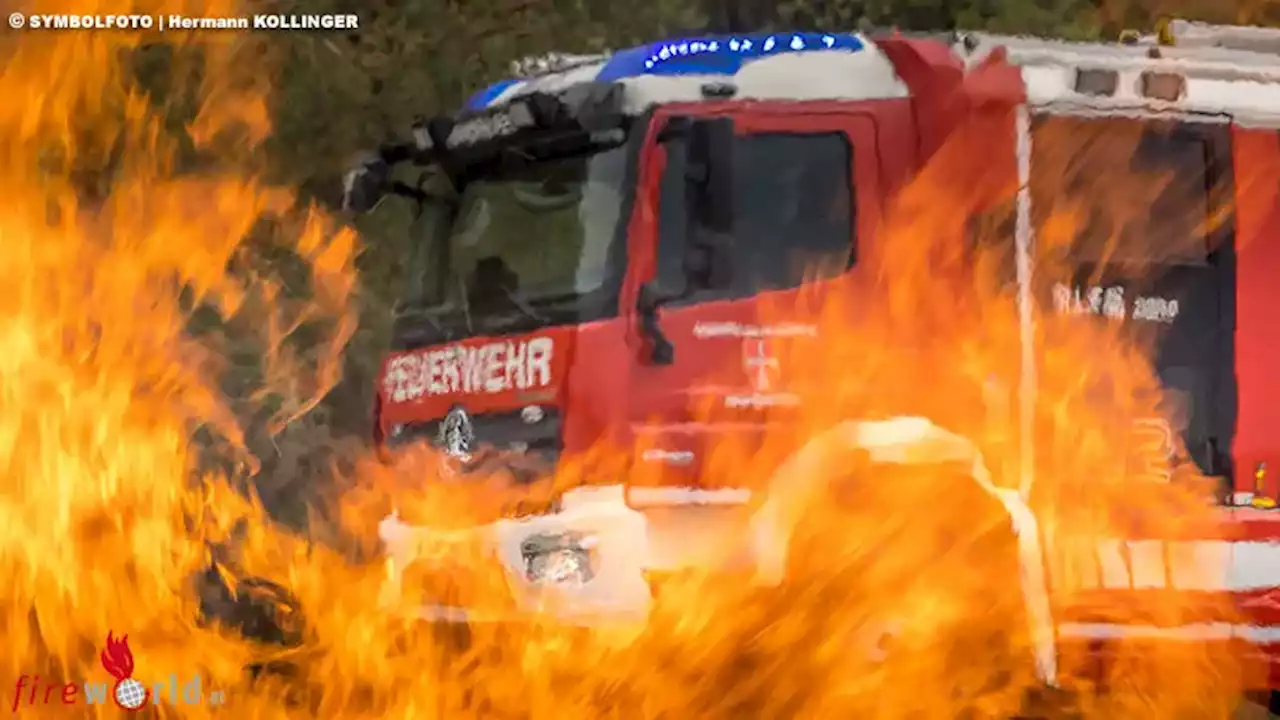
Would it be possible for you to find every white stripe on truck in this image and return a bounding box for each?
[1059,622,1280,643]
[1051,538,1280,592]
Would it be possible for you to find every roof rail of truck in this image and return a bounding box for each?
[508,52,611,80]
[954,20,1280,123]
[961,19,1280,69]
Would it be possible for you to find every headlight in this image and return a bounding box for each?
[521,531,596,585]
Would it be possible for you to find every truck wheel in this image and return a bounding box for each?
[780,460,1038,713]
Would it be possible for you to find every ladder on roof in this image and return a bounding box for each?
[1153,18,1280,53]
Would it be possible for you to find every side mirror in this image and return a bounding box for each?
[342,153,391,213]
[686,117,734,234]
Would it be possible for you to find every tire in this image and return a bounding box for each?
[780,460,1039,715]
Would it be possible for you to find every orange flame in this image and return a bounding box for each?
[0,2,1266,718]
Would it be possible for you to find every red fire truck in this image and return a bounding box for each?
[345,19,1280,702]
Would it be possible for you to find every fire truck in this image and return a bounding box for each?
[344,19,1280,701]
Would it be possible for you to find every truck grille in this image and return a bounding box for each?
[386,406,562,479]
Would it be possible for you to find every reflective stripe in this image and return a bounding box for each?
[1231,541,1280,590]
[1064,539,1280,591]
[1128,539,1167,588]
[1169,540,1231,591]
[1059,622,1280,643]
[1096,539,1129,588]
[625,487,752,506]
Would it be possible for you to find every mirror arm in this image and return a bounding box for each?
[378,142,418,165]
[636,284,678,366]
[389,181,428,202]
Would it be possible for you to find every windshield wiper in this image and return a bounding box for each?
[498,287,549,325]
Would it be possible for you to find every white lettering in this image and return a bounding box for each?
[1052,283,1072,315]
[527,337,553,387]
[460,347,482,393]
[382,337,555,402]
[167,15,248,29]
[30,14,154,29]
[448,114,518,145]
[640,449,696,466]
[1133,295,1180,323]
[483,345,505,393]
[427,351,445,394]
[725,393,800,409]
[1102,286,1126,320]
[1052,283,1178,324]
[692,321,817,339]
[251,14,358,30]
[441,348,461,392]
[1087,286,1104,315]
[505,341,527,389]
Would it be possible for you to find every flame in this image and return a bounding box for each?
[0,3,1263,719]
[99,633,135,681]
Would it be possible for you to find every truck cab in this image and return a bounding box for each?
[353,24,1280,505]
[346,21,1280,694]
[357,32,977,490]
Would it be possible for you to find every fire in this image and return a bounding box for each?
[0,3,1258,719]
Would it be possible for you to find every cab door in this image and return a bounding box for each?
[1032,114,1237,488]
[622,104,883,495]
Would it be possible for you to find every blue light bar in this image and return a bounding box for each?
[460,31,864,111]
[463,78,522,112]
[596,32,863,81]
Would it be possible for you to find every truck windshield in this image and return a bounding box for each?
[421,143,629,335]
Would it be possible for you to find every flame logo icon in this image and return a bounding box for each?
[100,632,149,711]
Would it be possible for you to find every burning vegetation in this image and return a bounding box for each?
[0,2,1262,718]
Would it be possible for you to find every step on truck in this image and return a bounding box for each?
[344,19,1280,702]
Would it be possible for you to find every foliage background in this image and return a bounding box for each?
[187,0,1280,527]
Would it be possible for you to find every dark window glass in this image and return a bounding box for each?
[1031,116,1211,266]
[656,132,854,303]
[398,143,631,342]
[441,145,629,309]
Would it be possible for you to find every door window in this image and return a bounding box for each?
[1030,116,1213,268]
[655,132,855,305]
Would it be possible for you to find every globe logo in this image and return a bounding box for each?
[113,678,147,710]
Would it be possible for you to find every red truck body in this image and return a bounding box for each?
[360,22,1280,693]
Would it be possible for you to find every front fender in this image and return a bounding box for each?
[747,416,1058,686]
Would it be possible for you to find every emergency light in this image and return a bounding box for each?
[595,32,864,80]
[1074,68,1119,96]
[1139,70,1186,101]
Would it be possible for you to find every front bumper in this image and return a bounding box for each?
[378,485,656,625]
